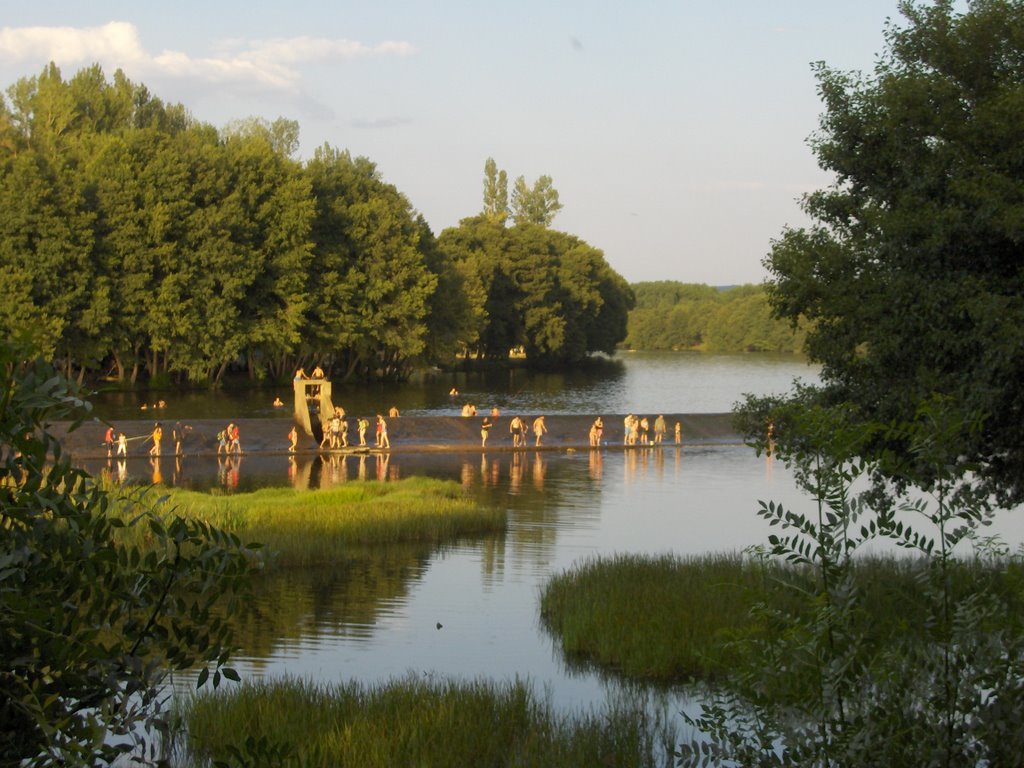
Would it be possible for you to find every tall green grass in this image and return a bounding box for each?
[173,675,675,767]
[541,552,786,682]
[110,478,505,568]
[540,552,1024,683]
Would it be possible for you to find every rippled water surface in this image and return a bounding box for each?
[133,354,1022,724]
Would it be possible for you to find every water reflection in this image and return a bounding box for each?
[85,442,700,507]
[223,542,445,670]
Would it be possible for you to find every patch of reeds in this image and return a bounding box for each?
[541,552,789,682]
[109,478,505,568]
[540,551,1024,683]
[172,675,675,767]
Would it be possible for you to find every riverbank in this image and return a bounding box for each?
[53,413,743,460]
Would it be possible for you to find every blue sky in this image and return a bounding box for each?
[0,1,930,285]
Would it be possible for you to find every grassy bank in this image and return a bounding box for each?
[540,552,1024,683]
[541,553,785,682]
[112,478,505,568]
[174,675,675,767]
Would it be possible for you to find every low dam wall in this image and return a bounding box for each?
[52,413,742,460]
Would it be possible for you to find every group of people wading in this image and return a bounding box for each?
[310,406,391,453]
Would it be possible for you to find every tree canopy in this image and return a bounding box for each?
[439,216,634,364]
[764,0,1024,501]
[0,64,479,384]
[0,66,638,384]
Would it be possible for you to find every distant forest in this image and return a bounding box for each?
[623,282,806,353]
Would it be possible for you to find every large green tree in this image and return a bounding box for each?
[303,146,438,380]
[765,0,1024,502]
[439,217,633,363]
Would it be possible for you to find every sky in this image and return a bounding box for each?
[0,1,927,286]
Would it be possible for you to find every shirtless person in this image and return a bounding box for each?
[509,415,524,448]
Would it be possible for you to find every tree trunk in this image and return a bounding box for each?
[112,352,126,383]
[211,359,229,387]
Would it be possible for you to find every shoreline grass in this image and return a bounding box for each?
[172,675,675,767]
[540,552,1024,683]
[110,478,505,568]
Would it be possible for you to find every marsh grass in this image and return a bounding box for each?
[110,478,505,568]
[541,553,787,682]
[174,675,675,767]
[540,552,1024,683]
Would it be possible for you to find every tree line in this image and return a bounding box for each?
[623,281,806,353]
[0,64,634,386]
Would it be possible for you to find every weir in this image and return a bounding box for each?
[53,413,743,459]
[293,378,336,444]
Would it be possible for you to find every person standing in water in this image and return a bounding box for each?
[149,423,163,457]
[532,415,547,447]
[653,415,666,445]
[509,415,524,448]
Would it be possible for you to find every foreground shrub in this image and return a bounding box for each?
[0,340,256,766]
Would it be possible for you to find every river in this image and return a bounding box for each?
[88,353,1024,736]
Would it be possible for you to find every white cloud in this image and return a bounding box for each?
[0,21,147,65]
[0,21,416,89]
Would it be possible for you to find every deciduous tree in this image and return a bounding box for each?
[764,0,1024,501]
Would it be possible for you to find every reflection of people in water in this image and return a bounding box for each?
[117,459,127,484]
[150,456,162,485]
[509,451,523,493]
[532,453,546,489]
[588,448,603,481]
[225,456,241,491]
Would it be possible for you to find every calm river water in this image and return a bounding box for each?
[120,353,1021,732]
